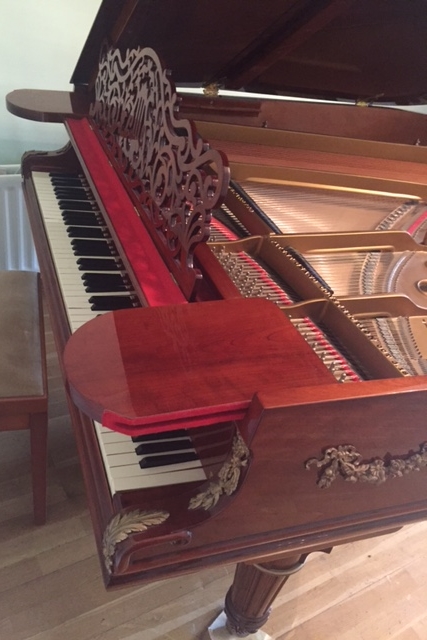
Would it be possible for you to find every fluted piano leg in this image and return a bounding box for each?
[224,554,308,637]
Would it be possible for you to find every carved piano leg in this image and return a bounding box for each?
[224,554,308,637]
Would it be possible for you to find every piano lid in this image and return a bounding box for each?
[72,0,427,105]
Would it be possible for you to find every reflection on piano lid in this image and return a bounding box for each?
[63,298,336,436]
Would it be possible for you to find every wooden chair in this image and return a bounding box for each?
[0,271,48,524]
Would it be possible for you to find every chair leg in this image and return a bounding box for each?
[29,412,48,525]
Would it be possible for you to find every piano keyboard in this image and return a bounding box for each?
[32,170,206,493]
[32,171,139,332]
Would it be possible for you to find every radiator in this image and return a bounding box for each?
[0,172,39,272]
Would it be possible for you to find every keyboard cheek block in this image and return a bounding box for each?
[63,297,334,437]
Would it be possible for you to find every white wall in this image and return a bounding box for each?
[0,0,101,164]
[3,1,427,166]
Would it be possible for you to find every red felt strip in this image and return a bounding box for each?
[407,209,427,237]
[102,405,247,437]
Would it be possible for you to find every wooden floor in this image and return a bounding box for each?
[1,320,427,640]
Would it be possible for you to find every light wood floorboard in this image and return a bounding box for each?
[0,318,426,640]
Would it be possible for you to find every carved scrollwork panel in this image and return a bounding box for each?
[306,442,427,489]
[90,45,229,298]
[103,509,169,573]
[189,433,250,511]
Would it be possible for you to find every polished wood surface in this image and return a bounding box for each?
[180,95,427,146]
[8,88,427,148]
[1,320,426,640]
[63,299,334,435]
[6,90,90,123]
[0,318,427,640]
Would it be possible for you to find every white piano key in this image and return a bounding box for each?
[113,464,204,479]
[94,422,205,488]
[103,436,192,455]
[113,468,207,491]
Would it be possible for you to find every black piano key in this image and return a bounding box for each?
[135,439,193,456]
[54,186,91,195]
[51,179,86,186]
[139,451,199,469]
[50,171,84,179]
[89,295,135,310]
[84,282,129,293]
[58,200,98,211]
[67,226,107,239]
[85,284,129,294]
[83,273,129,289]
[61,208,98,216]
[77,257,122,271]
[53,187,91,198]
[131,429,189,443]
[62,212,103,226]
[50,176,84,187]
[83,272,125,284]
[71,239,115,256]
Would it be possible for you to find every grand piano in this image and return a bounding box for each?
[7,0,427,636]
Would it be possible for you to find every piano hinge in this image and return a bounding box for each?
[356,93,384,107]
[203,83,220,98]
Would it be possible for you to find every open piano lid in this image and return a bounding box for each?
[72,0,427,104]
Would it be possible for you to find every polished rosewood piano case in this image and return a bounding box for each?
[7,0,427,636]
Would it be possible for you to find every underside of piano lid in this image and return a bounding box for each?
[72,0,427,105]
